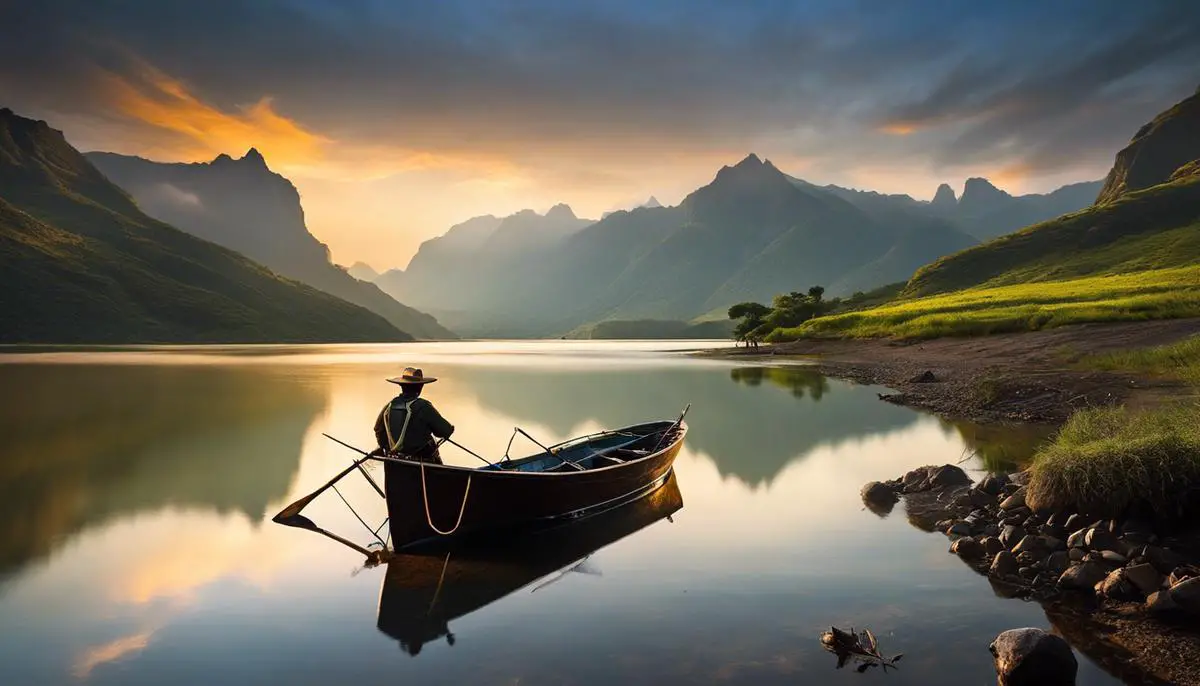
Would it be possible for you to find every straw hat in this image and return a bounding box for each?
[387,367,438,385]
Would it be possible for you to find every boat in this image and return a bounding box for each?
[273,410,688,553]
[376,471,684,655]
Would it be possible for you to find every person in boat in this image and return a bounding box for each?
[374,367,454,464]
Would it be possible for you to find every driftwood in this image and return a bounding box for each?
[820,626,904,672]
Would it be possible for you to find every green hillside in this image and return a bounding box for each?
[565,318,734,340]
[0,108,408,343]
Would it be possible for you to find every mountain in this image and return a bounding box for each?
[0,108,406,343]
[1096,89,1200,204]
[347,261,379,281]
[379,154,979,337]
[931,183,957,210]
[601,195,663,219]
[905,90,1200,297]
[928,177,1104,241]
[375,205,593,327]
[86,150,455,339]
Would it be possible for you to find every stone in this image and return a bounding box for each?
[991,550,1019,577]
[910,370,937,383]
[1124,564,1163,596]
[969,488,998,508]
[983,524,1001,537]
[1001,525,1027,549]
[1168,566,1198,587]
[1045,551,1071,575]
[951,537,985,560]
[1066,528,1087,549]
[1000,486,1027,511]
[948,522,972,537]
[1085,527,1125,555]
[1147,590,1180,615]
[1063,513,1083,532]
[1144,546,1185,575]
[980,473,1009,496]
[1120,518,1156,546]
[861,481,898,507]
[928,464,972,488]
[1096,568,1139,601]
[1016,551,1039,567]
[1012,536,1048,556]
[1169,576,1200,613]
[1058,561,1108,592]
[1068,548,1086,562]
[1008,470,1032,487]
[990,628,1077,686]
[1100,550,1127,565]
[983,537,1006,555]
[1019,566,1038,579]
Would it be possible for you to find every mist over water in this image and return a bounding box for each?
[0,341,1120,685]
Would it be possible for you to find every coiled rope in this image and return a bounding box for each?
[420,462,472,535]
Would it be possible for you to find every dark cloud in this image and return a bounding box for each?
[1,0,1197,182]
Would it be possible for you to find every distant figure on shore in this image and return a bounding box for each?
[374,367,454,464]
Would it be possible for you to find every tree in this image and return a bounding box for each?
[728,301,770,348]
[807,285,825,302]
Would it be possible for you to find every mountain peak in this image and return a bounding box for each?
[241,147,267,167]
[545,203,576,220]
[931,183,957,208]
[1096,88,1200,204]
[734,153,763,168]
[642,196,662,209]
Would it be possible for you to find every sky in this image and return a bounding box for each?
[2,1,1198,269]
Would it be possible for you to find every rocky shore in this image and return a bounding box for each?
[864,464,1200,685]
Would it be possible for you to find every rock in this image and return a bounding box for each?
[1147,590,1180,615]
[948,522,972,537]
[1066,528,1087,549]
[1063,513,1083,532]
[1012,536,1048,556]
[1058,561,1108,592]
[1045,551,1071,575]
[1000,487,1027,510]
[1169,576,1200,613]
[1043,536,1065,551]
[1096,568,1140,601]
[1019,566,1038,579]
[1168,566,1199,587]
[1100,550,1127,565]
[990,628,1077,686]
[1124,563,1163,596]
[983,537,1006,555]
[1068,548,1085,562]
[861,481,898,507]
[969,489,998,508]
[983,524,1000,537]
[1016,551,1039,567]
[909,370,937,383]
[929,464,971,488]
[1085,527,1125,555]
[1144,546,1185,575]
[1120,518,1156,546]
[951,537,985,560]
[1008,470,1032,487]
[980,473,1009,496]
[991,550,1019,577]
[1001,525,1027,549]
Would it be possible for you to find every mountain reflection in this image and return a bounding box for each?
[377,472,683,657]
[0,364,324,582]
[461,364,917,487]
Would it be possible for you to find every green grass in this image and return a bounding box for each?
[1084,335,1200,385]
[767,266,1200,341]
[1026,404,1200,519]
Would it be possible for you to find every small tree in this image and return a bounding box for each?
[728,302,770,348]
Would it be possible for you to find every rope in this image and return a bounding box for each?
[420,462,472,536]
[332,483,386,546]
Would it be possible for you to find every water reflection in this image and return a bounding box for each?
[377,473,684,657]
[0,364,324,583]
[940,419,1056,473]
[728,365,830,400]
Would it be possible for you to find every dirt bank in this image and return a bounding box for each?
[707,318,1200,424]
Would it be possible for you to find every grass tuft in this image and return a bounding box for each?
[1084,335,1200,385]
[1026,404,1200,519]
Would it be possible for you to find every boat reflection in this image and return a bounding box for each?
[376,472,684,656]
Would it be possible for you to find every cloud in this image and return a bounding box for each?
[73,630,154,679]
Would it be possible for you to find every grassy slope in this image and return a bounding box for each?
[566,318,734,340]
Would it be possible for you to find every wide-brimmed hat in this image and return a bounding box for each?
[387,367,438,385]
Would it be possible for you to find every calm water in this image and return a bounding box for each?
[0,341,1120,686]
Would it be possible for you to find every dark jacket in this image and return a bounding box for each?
[374,394,454,457]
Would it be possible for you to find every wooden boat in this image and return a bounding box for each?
[273,413,687,554]
[382,419,686,551]
[376,471,683,655]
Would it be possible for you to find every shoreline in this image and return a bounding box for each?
[700,318,1200,425]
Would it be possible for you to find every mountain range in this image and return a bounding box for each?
[86,150,454,339]
[906,88,1200,297]
[373,155,1099,337]
[0,108,406,343]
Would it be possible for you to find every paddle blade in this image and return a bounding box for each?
[274,512,320,530]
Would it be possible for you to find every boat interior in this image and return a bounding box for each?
[482,420,680,474]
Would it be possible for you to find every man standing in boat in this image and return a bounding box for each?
[374,367,454,464]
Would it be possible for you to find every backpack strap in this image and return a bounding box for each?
[383,398,420,453]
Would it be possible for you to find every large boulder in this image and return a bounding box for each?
[1058,562,1108,592]
[990,628,1077,686]
[861,481,898,514]
[991,550,1019,578]
[1124,563,1163,596]
[1000,486,1027,511]
[951,537,986,560]
[1001,525,1027,549]
[1095,568,1140,601]
[1169,576,1200,614]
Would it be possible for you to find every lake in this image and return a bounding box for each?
[0,341,1122,685]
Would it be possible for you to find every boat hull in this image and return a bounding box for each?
[382,423,685,550]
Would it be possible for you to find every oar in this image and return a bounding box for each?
[443,437,497,468]
[273,510,375,557]
[322,433,385,498]
[515,427,585,471]
[273,458,368,524]
[651,404,691,453]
